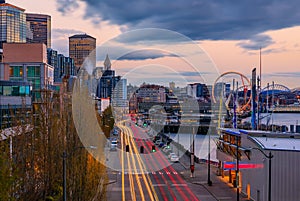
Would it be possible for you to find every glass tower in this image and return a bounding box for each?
[0,3,27,48]
[26,13,51,48]
[69,34,96,70]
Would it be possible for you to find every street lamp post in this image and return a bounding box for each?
[236,135,240,201]
[207,128,212,186]
[246,147,273,201]
[62,146,97,201]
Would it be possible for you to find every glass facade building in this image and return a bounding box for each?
[0,3,27,48]
[0,80,32,129]
[69,34,96,70]
[47,48,75,83]
[26,13,51,48]
[0,80,31,96]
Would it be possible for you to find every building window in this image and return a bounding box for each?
[26,66,41,91]
[27,66,40,78]
[9,66,23,80]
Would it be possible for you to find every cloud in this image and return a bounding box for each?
[56,0,79,14]
[52,28,83,36]
[237,34,275,50]
[113,28,188,45]
[56,0,300,42]
[265,72,300,78]
[51,28,84,55]
[262,48,286,54]
[118,50,177,60]
[96,45,177,61]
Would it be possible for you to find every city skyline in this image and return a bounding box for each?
[7,0,300,89]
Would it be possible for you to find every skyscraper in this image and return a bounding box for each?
[112,78,127,107]
[0,1,27,48]
[69,34,96,71]
[47,48,75,83]
[96,55,121,100]
[26,13,51,48]
[104,54,111,70]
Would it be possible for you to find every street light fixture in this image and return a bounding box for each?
[244,147,273,201]
[62,145,97,201]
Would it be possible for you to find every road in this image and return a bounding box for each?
[106,120,200,201]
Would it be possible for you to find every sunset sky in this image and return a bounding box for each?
[8,0,300,89]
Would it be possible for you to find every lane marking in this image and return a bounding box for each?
[127,126,159,201]
[152,184,167,187]
[172,184,188,187]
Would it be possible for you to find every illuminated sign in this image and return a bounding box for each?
[223,161,264,170]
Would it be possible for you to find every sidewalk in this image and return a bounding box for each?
[172,141,250,201]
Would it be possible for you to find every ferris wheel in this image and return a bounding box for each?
[212,71,252,114]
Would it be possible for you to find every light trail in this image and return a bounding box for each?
[125,126,158,201]
[120,128,125,201]
[124,127,145,201]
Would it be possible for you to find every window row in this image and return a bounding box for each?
[9,66,41,78]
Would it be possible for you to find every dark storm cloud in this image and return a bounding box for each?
[118,50,178,61]
[237,34,275,50]
[56,0,300,42]
[97,45,177,61]
[56,0,79,14]
[113,28,188,44]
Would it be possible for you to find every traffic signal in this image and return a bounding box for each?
[140,146,144,154]
[167,141,170,148]
[151,145,156,152]
[126,145,129,152]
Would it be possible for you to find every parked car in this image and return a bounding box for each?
[170,155,179,162]
[158,142,165,148]
[161,145,167,149]
[153,135,161,143]
[165,149,172,155]
[168,152,177,159]
[162,147,171,153]
[110,140,118,151]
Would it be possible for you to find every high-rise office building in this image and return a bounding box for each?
[69,34,96,71]
[47,48,75,83]
[0,1,27,48]
[26,13,51,48]
[57,54,75,79]
[112,78,127,107]
[96,55,121,100]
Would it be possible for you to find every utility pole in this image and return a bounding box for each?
[233,79,237,129]
[207,125,212,185]
[236,135,240,201]
[190,127,195,177]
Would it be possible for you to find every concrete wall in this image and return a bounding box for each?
[3,43,47,63]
